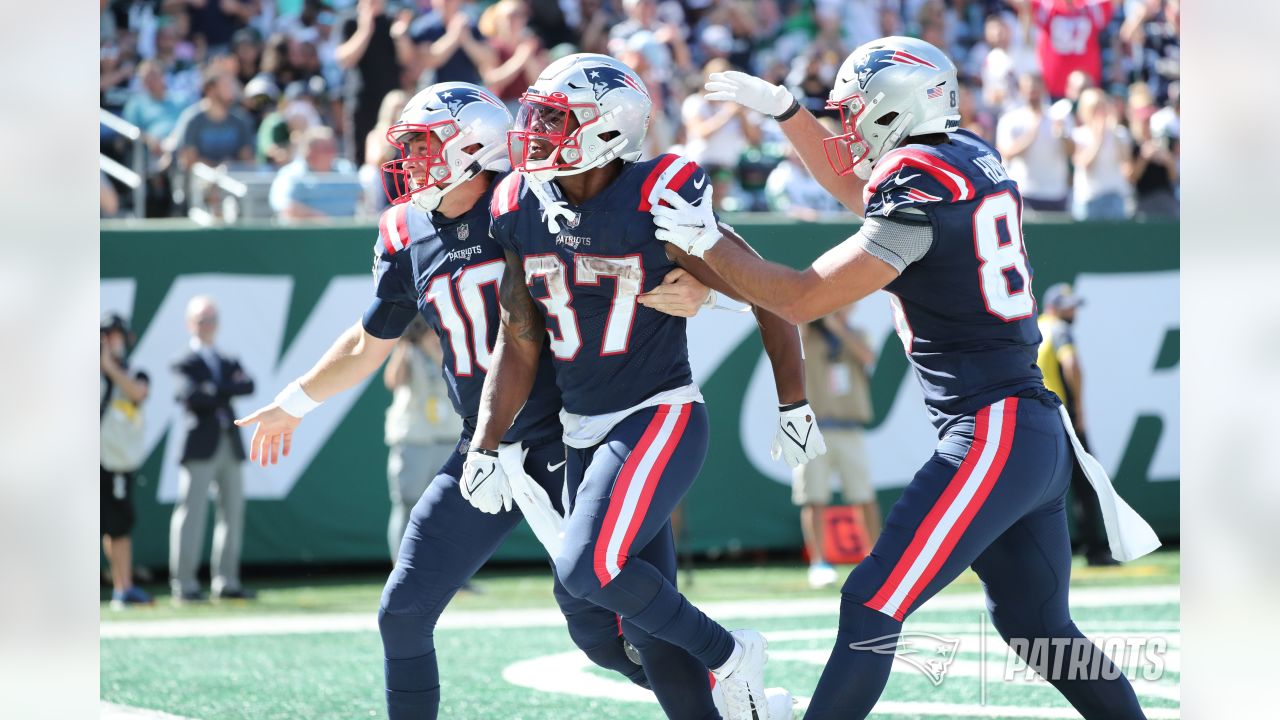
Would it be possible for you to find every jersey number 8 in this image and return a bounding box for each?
[972,191,1034,321]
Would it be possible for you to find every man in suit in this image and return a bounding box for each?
[169,295,257,603]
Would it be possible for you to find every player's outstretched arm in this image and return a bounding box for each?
[235,322,397,467]
[703,70,865,214]
[472,250,547,451]
[653,186,897,325]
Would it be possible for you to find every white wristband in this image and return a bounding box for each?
[274,380,321,418]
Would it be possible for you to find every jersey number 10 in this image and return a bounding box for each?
[972,191,1034,321]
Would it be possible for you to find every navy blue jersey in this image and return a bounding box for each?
[489,155,709,416]
[363,178,561,443]
[863,130,1047,429]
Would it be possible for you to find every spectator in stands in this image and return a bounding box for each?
[124,61,186,156]
[479,0,549,110]
[1070,87,1132,220]
[170,295,256,604]
[383,317,463,562]
[101,29,141,116]
[337,0,414,166]
[997,73,1073,213]
[1125,82,1178,218]
[101,313,153,610]
[683,58,761,211]
[183,0,259,55]
[152,16,202,107]
[269,126,363,221]
[974,13,1031,114]
[361,89,409,215]
[411,0,496,87]
[765,121,845,219]
[1120,0,1179,103]
[611,0,692,75]
[170,67,256,173]
[791,305,880,589]
[230,27,263,85]
[101,174,122,219]
[1027,0,1120,99]
[240,71,279,128]
[1036,283,1115,566]
[1049,67,1092,128]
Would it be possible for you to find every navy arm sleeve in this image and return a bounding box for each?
[362,243,418,340]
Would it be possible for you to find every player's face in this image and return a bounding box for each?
[523,104,579,161]
[401,132,443,188]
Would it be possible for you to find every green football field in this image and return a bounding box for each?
[101,551,1180,719]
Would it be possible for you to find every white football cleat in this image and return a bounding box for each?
[712,629,771,719]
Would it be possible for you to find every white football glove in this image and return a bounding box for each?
[461,448,513,514]
[651,186,721,258]
[772,401,827,468]
[704,70,795,118]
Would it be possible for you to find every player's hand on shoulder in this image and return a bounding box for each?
[703,70,795,118]
[461,448,513,514]
[638,268,713,318]
[234,404,302,467]
[771,401,827,468]
[651,184,720,258]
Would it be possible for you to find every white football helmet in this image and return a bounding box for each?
[824,37,960,180]
[508,53,651,182]
[383,82,512,212]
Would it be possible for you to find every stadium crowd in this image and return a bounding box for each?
[100,0,1178,221]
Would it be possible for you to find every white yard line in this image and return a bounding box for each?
[101,584,1178,640]
[100,701,197,719]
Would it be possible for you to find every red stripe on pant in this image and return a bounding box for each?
[591,404,689,587]
[864,399,1017,620]
[896,398,1018,615]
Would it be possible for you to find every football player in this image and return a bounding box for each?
[234,82,714,720]
[650,37,1158,719]
[466,53,821,720]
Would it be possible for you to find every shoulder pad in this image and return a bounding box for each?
[637,154,702,211]
[376,203,413,256]
[864,146,977,210]
[490,172,525,218]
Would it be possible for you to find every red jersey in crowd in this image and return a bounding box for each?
[1032,0,1116,97]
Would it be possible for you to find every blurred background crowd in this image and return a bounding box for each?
[100,0,1179,223]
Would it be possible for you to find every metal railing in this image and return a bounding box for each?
[99,108,148,218]
[188,162,251,224]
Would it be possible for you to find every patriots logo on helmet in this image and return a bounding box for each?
[436,87,501,117]
[586,65,647,101]
[854,47,940,89]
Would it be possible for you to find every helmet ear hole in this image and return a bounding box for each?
[875,111,899,126]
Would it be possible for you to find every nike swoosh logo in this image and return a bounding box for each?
[693,175,707,190]
[891,172,920,186]
[783,420,812,451]
[547,460,567,472]
[466,467,492,494]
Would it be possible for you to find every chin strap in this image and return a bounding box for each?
[524,176,575,233]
